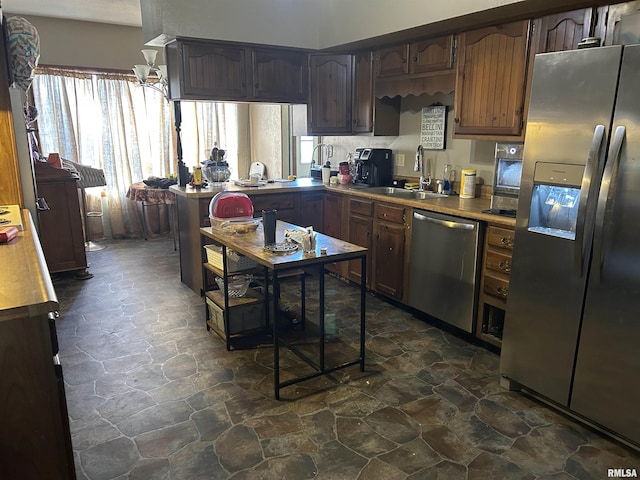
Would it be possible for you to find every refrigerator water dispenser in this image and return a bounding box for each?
[527,163,584,240]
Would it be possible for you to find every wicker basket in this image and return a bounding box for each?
[204,244,256,272]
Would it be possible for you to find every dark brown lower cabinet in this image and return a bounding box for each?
[372,203,406,300]
[0,213,75,479]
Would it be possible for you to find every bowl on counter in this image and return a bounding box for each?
[202,162,231,183]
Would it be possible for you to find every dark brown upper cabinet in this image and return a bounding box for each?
[251,48,308,103]
[599,1,640,46]
[453,21,531,139]
[375,35,455,78]
[166,39,307,103]
[306,52,399,136]
[531,9,595,54]
[308,54,353,134]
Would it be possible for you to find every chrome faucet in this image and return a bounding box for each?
[310,143,333,176]
[415,145,431,191]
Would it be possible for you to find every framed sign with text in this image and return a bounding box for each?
[420,105,447,150]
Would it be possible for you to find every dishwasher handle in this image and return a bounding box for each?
[413,211,477,231]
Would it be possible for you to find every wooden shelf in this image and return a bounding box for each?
[204,288,263,309]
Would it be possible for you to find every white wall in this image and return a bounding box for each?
[324,93,497,189]
[6,14,153,70]
[140,0,525,48]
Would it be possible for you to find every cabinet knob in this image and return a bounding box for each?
[496,286,508,297]
[454,117,460,123]
[401,58,407,63]
[500,237,514,247]
[412,56,418,62]
[499,261,511,272]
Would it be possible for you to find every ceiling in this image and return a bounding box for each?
[3,0,142,27]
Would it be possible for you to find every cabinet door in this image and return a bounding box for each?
[180,42,249,100]
[409,35,455,74]
[308,54,353,134]
[454,21,530,137]
[251,49,308,103]
[375,44,410,77]
[36,179,88,274]
[322,193,343,239]
[352,51,374,134]
[348,214,372,285]
[249,193,299,224]
[299,193,323,232]
[531,9,595,54]
[373,220,405,299]
[601,1,640,45]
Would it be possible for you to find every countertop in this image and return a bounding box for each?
[170,180,516,228]
[0,211,58,319]
[201,220,367,271]
[169,178,325,198]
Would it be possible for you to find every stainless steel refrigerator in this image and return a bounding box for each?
[501,44,640,447]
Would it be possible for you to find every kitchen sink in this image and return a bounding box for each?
[361,186,447,200]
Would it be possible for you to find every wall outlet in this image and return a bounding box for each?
[396,153,405,167]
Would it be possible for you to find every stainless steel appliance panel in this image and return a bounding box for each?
[500,46,623,406]
[570,44,640,445]
[408,210,481,333]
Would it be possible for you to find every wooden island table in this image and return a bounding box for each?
[200,220,367,399]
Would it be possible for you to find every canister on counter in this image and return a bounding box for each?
[192,166,203,187]
[460,169,477,198]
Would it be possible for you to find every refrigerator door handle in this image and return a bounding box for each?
[574,125,606,277]
[593,125,626,282]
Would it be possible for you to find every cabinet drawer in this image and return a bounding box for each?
[376,203,405,224]
[349,198,374,217]
[484,273,509,300]
[487,226,515,251]
[485,250,512,276]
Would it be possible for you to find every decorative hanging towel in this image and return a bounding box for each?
[6,16,40,91]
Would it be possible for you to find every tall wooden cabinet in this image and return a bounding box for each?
[453,20,531,139]
[0,212,76,479]
[0,19,22,207]
[34,162,90,278]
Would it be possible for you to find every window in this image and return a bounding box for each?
[299,136,315,164]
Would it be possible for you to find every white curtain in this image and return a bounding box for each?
[179,101,239,177]
[31,68,239,239]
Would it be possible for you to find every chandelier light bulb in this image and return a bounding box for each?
[141,49,158,67]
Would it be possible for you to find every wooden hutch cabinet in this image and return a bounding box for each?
[34,161,90,278]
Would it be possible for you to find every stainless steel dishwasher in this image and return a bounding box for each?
[408,209,482,333]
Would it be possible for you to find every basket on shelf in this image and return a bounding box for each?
[215,274,252,298]
[204,244,257,272]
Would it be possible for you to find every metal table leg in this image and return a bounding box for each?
[141,201,148,240]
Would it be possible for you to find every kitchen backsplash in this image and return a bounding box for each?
[324,93,497,189]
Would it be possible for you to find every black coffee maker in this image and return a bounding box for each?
[353,148,393,187]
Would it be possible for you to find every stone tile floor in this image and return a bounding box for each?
[52,237,640,479]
